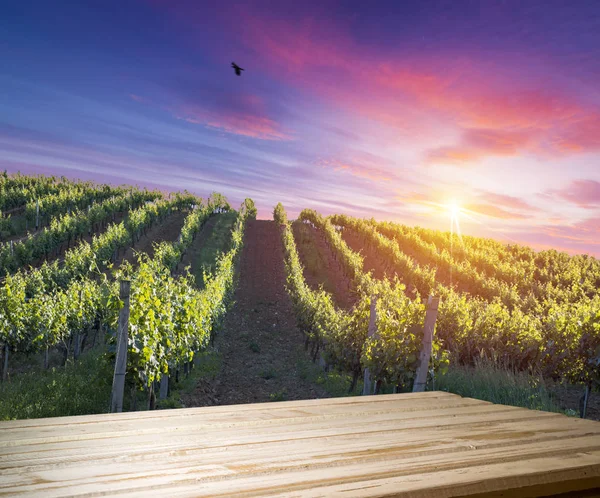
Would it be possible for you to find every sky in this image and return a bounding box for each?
[1,0,600,256]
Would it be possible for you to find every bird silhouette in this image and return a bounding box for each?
[231,62,244,76]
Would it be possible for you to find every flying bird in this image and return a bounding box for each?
[231,62,244,76]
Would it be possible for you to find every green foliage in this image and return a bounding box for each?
[260,367,277,379]
[0,191,245,398]
[436,359,563,414]
[269,389,288,402]
[273,202,287,225]
[328,213,600,391]
[279,205,440,389]
[193,211,238,286]
[110,197,246,389]
[241,198,258,219]
[0,189,160,277]
[0,350,113,420]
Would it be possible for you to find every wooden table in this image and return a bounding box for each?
[1,392,600,497]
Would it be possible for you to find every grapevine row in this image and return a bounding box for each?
[0,172,98,212]
[279,204,433,392]
[325,213,600,386]
[0,190,160,277]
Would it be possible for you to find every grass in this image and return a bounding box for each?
[0,350,113,420]
[156,349,222,410]
[193,211,237,288]
[295,347,362,398]
[269,389,288,402]
[260,367,278,380]
[435,359,565,414]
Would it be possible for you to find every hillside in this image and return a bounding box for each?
[1,174,599,422]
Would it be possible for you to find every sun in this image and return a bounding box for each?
[447,200,462,219]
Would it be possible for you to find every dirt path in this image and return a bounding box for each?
[341,228,396,280]
[185,219,330,407]
[178,215,219,273]
[118,210,188,266]
[293,221,356,310]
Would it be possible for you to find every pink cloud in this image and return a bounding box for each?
[178,109,290,140]
[539,217,600,249]
[463,203,531,220]
[551,115,600,153]
[548,180,600,209]
[478,192,541,213]
[396,188,539,221]
[237,13,600,161]
[170,93,291,141]
[317,157,393,182]
[426,147,483,165]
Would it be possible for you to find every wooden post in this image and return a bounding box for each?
[148,382,156,410]
[159,375,169,400]
[413,295,440,392]
[35,199,40,230]
[110,280,131,413]
[9,240,13,257]
[580,383,591,419]
[362,295,378,395]
[318,352,327,370]
[1,343,8,382]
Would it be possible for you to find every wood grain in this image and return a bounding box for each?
[1,392,600,497]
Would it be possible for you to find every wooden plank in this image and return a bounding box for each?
[1,416,594,480]
[0,395,490,445]
[0,391,460,429]
[3,436,600,497]
[0,405,559,469]
[1,392,600,497]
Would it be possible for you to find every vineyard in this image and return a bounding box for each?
[0,172,258,416]
[0,173,599,421]
[275,204,600,414]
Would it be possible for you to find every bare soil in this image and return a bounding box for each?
[183,219,330,407]
[341,228,398,280]
[549,384,600,421]
[118,211,188,266]
[176,215,219,279]
[293,221,356,310]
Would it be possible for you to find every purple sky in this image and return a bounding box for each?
[2,0,600,255]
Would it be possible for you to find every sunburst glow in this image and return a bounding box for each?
[446,199,464,247]
[448,201,462,219]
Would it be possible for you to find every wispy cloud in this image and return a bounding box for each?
[477,192,541,213]
[463,203,531,220]
[547,179,600,209]
[175,107,290,140]
[316,151,395,182]
[235,11,600,165]
[426,128,539,165]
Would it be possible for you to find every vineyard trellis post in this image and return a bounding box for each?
[159,374,169,400]
[35,199,40,230]
[362,295,378,396]
[580,382,592,419]
[110,279,131,413]
[413,295,440,392]
[1,343,9,382]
